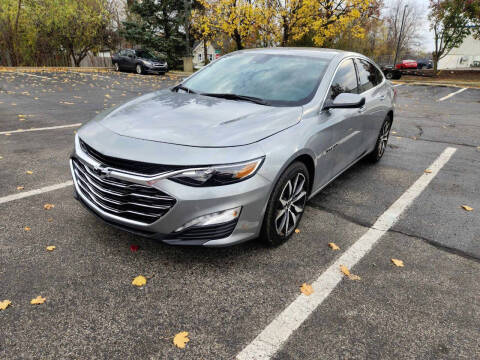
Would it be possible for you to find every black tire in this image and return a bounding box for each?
[392,73,402,80]
[113,62,120,72]
[366,116,392,163]
[260,161,310,247]
[385,71,393,80]
[135,64,144,75]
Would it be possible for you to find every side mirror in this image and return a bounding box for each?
[323,93,365,110]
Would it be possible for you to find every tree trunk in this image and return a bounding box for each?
[233,29,243,50]
[203,39,209,65]
[282,23,289,47]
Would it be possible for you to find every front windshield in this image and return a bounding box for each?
[136,50,156,59]
[182,52,330,106]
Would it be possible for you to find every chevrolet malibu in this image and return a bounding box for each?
[71,48,395,247]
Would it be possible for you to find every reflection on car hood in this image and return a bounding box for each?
[139,57,165,63]
[97,90,303,147]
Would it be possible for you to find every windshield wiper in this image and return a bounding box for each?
[200,92,270,106]
[172,84,196,94]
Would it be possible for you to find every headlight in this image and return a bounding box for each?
[143,60,152,66]
[169,157,264,187]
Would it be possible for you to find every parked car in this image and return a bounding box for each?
[111,49,168,75]
[71,48,395,247]
[417,59,433,69]
[395,59,418,69]
[381,65,402,80]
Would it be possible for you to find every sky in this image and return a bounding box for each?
[383,0,435,52]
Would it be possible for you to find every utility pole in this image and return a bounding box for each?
[393,4,408,67]
[184,0,191,56]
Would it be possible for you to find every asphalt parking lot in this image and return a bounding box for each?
[1,71,479,359]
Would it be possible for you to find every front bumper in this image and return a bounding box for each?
[70,138,272,246]
[144,64,168,73]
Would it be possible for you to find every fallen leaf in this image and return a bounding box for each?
[30,296,46,305]
[46,245,56,251]
[340,265,361,280]
[17,186,24,190]
[461,205,474,211]
[391,131,397,134]
[424,169,432,174]
[26,170,33,175]
[47,218,53,222]
[130,244,139,252]
[391,258,404,267]
[24,226,31,231]
[340,265,350,277]
[294,228,300,234]
[300,283,314,296]
[132,275,147,287]
[173,331,190,349]
[43,203,55,210]
[328,242,340,250]
[0,300,12,310]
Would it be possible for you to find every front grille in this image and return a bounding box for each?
[168,220,238,241]
[72,158,176,224]
[79,139,186,175]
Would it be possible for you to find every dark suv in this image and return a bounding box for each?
[111,49,168,75]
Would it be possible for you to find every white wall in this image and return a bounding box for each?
[438,35,480,69]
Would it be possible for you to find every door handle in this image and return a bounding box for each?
[358,106,367,114]
[379,95,386,101]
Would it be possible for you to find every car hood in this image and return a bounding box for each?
[96,90,303,147]
[139,57,166,63]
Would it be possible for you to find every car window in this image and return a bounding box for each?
[327,59,359,101]
[119,50,127,56]
[127,50,135,57]
[182,53,330,106]
[356,59,382,92]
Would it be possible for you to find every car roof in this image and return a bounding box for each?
[234,47,361,60]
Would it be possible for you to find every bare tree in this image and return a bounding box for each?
[384,0,422,62]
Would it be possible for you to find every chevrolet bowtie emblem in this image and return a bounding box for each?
[92,165,111,179]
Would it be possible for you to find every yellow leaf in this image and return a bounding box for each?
[132,275,147,287]
[328,242,340,250]
[173,331,190,349]
[340,265,361,280]
[0,300,12,310]
[424,169,432,174]
[294,228,300,234]
[17,186,24,190]
[46,245,56,251]
[300,283,314,296]
[340,265,350,277]
[30,296,46,305]
[26,170,33,175]
[24,226,31,231]
[47,218,53,222]
[391,258,404,267]
[461,205,473,211]
[43,203,55,210]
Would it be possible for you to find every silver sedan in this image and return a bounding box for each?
[70,48,395,246]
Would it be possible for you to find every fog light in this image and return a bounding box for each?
[174,207,241,232]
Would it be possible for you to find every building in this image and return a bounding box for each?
[192,40,221,69]
[438,34,480,70]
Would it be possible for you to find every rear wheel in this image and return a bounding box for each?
[261,162,309,247]
[385,71,393,80]
[367,116,392,163]
[136,64,144,75]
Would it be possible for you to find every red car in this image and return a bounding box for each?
[395,59,418,69]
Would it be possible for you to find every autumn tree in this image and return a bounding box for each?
[429,0,471,72]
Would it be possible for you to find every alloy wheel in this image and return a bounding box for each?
[275,172,307,236]
[114,63,119,71]
[378,120,391,157]
[136,65,142,74]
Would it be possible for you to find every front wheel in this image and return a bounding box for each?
[136,64,144,75]
[261,162,310,247]
[113,62,120,72]
[366,116,392,163]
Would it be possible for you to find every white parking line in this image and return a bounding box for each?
[437,87,467,102]
[393,84,403,87]
[15,72,50,79]
[69,71,112,80]
[0,123,82,135]
[0,181,73,205]
[236,147,457,360]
